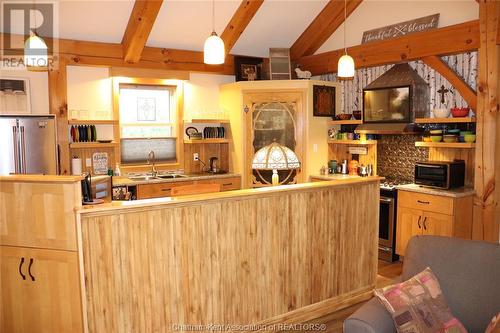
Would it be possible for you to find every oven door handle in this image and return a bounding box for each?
[380,197,394,203]
[416,163,443,169]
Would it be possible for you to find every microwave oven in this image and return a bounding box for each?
[414,160,465,189]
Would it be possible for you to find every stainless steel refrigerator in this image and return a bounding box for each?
[0,115,58,175]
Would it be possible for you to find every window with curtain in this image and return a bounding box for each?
[119,84,178,164]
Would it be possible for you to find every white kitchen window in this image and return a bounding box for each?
[119,84,178,164]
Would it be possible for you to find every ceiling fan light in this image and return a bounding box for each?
[204,31,225,65]
[24,34,48,71]
[337,54,355,79]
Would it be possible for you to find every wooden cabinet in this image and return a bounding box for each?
[0,181,79,251]
[396,190,473,256]
[220,80,340,188]
[136,177,242,199]
[0,246,83,333]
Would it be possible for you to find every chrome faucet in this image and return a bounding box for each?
[147,150,157,177]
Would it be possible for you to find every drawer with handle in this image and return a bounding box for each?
[398,190,454,215]
[197,177,241,191]
[137,181,194,199]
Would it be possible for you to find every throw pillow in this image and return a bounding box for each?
[375,267,467,333]
[485,313,500,333]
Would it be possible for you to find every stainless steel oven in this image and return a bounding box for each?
[379,188,399,262]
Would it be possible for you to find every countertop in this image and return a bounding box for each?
[310,174,363,181]
[112,173,241,186]
[397,183,475,198]
[80,177,384,215]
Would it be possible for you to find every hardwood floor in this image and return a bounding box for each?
[294,260,402,333]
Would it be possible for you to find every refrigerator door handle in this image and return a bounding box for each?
[12,126,20,174]
[20,126,27,174]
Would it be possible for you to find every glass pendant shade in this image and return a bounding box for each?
[24,34,48,71]
[204,31,225,65]
[337,54,355,78]
[251,142,300,171]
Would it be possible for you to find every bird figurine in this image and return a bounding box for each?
[295,66,312,79]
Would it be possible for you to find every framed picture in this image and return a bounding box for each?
[137,97,156,121]
[313,85,337,117]
[234,56,264,81]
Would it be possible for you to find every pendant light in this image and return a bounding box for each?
[337,0,355,79]
[24,1,48,71]
[204,0,225,65]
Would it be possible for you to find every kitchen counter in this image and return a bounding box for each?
[112,172,241,186]
[397,183,475,198]
[310,174,362,181]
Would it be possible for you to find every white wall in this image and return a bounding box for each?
[0,69,49,114]
[66,65,113,120]
[183,73,235,120]
[317,0,479,53]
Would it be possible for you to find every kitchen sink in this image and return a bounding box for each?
[128,175,158,181]
[156,174,189,179]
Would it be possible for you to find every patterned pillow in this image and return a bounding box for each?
[485,313,500,333]
[375,267,467,333]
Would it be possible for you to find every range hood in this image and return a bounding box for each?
[355,63,429,135]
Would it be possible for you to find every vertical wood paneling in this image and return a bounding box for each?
[80,181,379,332]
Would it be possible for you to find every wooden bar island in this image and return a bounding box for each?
[1,175,381,333]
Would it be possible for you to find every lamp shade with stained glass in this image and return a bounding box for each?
[251,142,300,186]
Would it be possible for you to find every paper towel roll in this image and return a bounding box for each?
[72,158,82,175]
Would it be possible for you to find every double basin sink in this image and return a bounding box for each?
[127,173,190,181]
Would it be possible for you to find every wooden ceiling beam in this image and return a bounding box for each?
[0,33,235,74]
[290,0,363,61]
[297,20,479,75]
[422,55,477,110]
[221,0,264,54]
[121,0,164,64]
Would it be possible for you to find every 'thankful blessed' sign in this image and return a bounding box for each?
[362,14,439,44]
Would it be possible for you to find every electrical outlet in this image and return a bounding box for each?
[85,158,92,167]
[193,153,199,161]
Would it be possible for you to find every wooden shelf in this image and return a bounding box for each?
[68,119,118,125]
[415,142,475,148]
[414,117,476,124]
[69,142,119,149]
[184,139,230,144]
[328,139,377,145]
[329,119,363,125]
[187,119,230,124]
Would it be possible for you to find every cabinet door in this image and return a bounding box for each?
[422,211,453,237]
[396,207,423,256]
[243,92,304,188]
[0,246,83,333]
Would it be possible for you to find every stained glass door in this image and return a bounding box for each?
[244,92,303,187]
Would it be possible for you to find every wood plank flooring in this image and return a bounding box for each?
[292,260,402,333]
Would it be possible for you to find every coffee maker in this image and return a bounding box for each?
[81,173,92,203]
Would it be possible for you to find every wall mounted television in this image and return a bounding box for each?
[363,85,412,123]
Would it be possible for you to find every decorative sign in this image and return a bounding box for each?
[92,152,109,175]
[362,14,439,44]
[348,146,368,155]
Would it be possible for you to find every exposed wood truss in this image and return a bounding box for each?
[422,55,477,111]
[221,0,264,55]
[297,20,479,76]
[122,0,164,63]
[290,0,363,61]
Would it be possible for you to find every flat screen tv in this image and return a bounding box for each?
[363,86,411,123]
